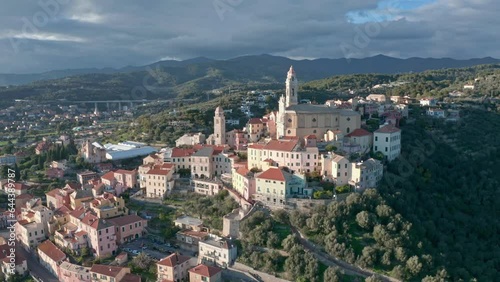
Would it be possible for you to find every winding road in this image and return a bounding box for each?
[290,227,400,282]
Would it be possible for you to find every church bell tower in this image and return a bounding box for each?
[285,66,298,107]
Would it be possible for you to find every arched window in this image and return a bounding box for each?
[287,130,291,134]
[346,127,350,133]
[312,118,316,122]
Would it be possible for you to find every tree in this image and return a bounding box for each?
[365,274,383,282]
[406,255,423,276]
[281,234,298,251]
[325,144,337,152]
[356,211,376,230]
[323,266,343,282]
[131,252,154,269]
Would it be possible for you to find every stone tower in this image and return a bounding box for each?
[285,65,298,107]
[214,106,226,145]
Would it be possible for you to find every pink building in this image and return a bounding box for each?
[37,240,66,277]
[77,213,117,258]
[225,129,248,150]
[46,186,75,210]
[189,264,222,282]
[108,215,147,245]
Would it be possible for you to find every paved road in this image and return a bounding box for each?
[291,227,400,282]
[17,245,59,282]
[231,262,291,282]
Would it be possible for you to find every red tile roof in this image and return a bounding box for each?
[235,167,250,176]
[37,240,66,262]
[346,128,373,137]
[248,144,265,149]
[248,118,265,125]
[189,264,222,277]
[304,135,317,139]
[171,148,196,158]
[263,139,298,152]
[375,124,401,134]
[90,264,127,278]
[121,273,142,282]
[108,215,144,227]
[157,253,191,267]
[146,168,172,176]
[101,171,116,182]
[256,167,286,181]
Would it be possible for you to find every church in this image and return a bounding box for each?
[276,66,361,140]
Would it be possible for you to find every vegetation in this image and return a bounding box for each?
[290,108,500,281]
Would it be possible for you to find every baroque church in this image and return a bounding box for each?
[276,66,361,139]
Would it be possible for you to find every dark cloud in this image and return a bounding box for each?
[0,0,498,73]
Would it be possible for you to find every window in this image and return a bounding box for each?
[346,127,350,133]
[386,137,389,142]
[288,118,292,123]
[312,118,316,122]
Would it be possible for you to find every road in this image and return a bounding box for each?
[291,227,401,282]
[17,245,59,282]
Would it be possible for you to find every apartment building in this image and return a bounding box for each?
[254,167,309,206]
[144,163,175,199]
[189,264,223,282]
[90,264,140,282]
[349,159,384,191]
[248,139,320,174]
[15,219,46,250]
[373,124,401,162]
[75,212,117,258]
[157,253,195,282]
[231,167,256,201]
[198,235,237,268]
[90,192,127,219]
[321,153,351,185]
[46,186,75,210]
[345,128,373,153]
[37,240,66,277]
[59,261,91,282]
[193,178,223,196]
[108,215,147,245]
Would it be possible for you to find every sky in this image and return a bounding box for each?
[0,0,498,73]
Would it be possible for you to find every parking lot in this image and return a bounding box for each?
[120,237,197,261]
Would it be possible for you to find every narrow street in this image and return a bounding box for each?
[290,227,401,282]
[16,245,59,282]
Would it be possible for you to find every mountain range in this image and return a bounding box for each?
[1,54,499,86]
[0,54,498,104]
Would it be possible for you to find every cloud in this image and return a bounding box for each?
[0,0,498,73]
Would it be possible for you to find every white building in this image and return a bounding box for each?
[175,133,206,147]
[198,235,237,268]
[427,108,446,118]
[419,98,437,107]
[349,159,384,191]
[373,124,401,162]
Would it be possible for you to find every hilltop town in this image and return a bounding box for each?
[0,65,497,282]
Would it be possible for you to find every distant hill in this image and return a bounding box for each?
[0,55,499,103]
[0,54,499,86]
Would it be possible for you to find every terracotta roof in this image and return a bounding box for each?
[235,167,250,176]
[146,168,172,176]
[189,264,222,277]
[65,182,82,190]
[256,167,286,181]
[157,253,191,267]
[121,273,142,282]
[90,264,127,278]
[346,128,373,137]
[248,118,265,125]
[13,183,28,191]
[375,124,401,134]
[178,230,209,240]
[171,148,195,158]
[101,171,116,182]
[108,215,144,227]
[248,144,265,149]
[263,139,298,152]
[37,240,66,262]
[304,135,317,139]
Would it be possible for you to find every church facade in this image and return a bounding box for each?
[276,66,361,140]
